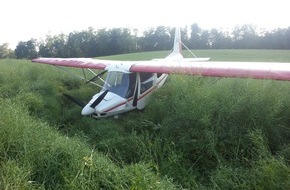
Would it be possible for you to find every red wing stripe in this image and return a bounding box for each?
[130,61,290,81]
[32,58,108,70]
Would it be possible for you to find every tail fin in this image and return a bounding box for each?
[166,27,183,60]
[173,27,182,54]
[166,27,211,61]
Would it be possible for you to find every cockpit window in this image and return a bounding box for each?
[140,73,154,94]
[102,71,136,98]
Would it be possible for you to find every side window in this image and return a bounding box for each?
[140,73,153,94]
[125,73,136,98]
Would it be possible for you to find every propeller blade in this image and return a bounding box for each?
[63,93,86,108]
[90,90,109,108]
[85,70,107,85]
[133,83,139,107]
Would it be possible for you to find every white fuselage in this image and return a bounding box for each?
[81,27,195,118]
[82,72,168,118]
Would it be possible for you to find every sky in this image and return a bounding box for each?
[1,0,289,49]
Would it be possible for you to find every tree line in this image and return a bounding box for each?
[1,23,290,59]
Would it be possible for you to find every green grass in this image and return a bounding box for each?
[1,50,290,189]
[202,49,290,62]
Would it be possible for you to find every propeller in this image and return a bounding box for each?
[81,90,109,116]
[63,93,86,107]
[90,90,109,108]
[64,90,109,116]
[132,83,139,107]
[85,70,107,85]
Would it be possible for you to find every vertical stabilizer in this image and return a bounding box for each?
[173,27,182,54]
[165,27,210,61]
[166,27,183,60]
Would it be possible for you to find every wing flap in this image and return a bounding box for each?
[130,61,290,81]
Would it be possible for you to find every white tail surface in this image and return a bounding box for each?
[166,27,183,60]
[173,27,182,54]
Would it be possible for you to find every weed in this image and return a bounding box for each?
[1,50,290,189]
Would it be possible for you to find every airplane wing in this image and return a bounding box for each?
[32,58,290,81]
[130,61,290,81]
[32,57,113,70]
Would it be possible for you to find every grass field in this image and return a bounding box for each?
[0,50,290,189]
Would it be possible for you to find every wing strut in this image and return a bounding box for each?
[54,66,103,88]
[85,70,107,85]
[133,82,139,107]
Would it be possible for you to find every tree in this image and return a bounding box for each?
[12,24,290,59]
[15,39,38,59]
[139,28,155,51]
[66,28,99,57]
[232,24,258,48]
[38,33,70,57]
[95,28,110,56]
[139,26,173,52]
[189,23,202,49]
[199,30,210,49]
[153,26,171,50]
[0,43,15,58]
[179,27,190,49]
[209,29,232,49]
[85,27,99,57]
[263,28,290,49]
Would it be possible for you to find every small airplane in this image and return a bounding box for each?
[32,27,290,118]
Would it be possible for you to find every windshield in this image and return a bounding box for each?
[102,71,136,98]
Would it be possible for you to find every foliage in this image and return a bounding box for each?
[14,39,38,59]
[0,51,290,189]
[0,59,176,190]
[139,26,173,51]
[38,33,70,58]
[9,24,290,59]
[0,43,15,58]
[37,27,137,58]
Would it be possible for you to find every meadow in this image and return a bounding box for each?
[0,49,290,189]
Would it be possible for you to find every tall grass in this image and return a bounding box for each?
[0,60,176,189]
[1,50,290,189]
[95,76,290,189]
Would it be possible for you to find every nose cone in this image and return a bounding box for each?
[81,105,95,115]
